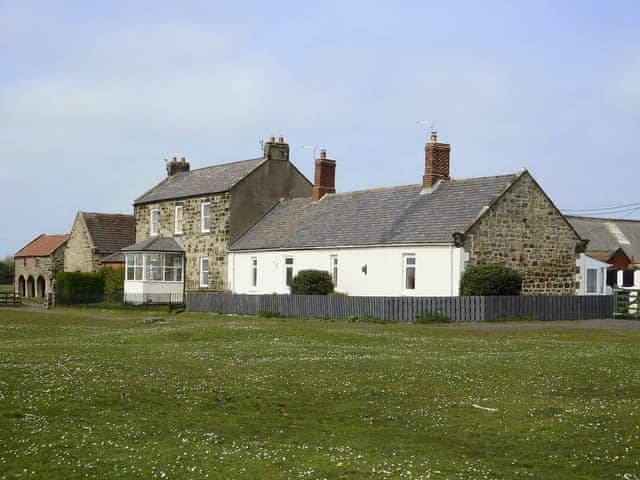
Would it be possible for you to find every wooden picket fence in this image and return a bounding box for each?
[186,293,612,322]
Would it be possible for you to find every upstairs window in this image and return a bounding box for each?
[285,257,294,286]
[404,254,416,290]
[201,202,211,233]
[330,255,338,286]
[174,205,183,234]
[252,257,258,287]
[150,209,159,236]
[200,257,209,288]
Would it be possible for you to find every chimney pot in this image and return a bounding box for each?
[319,149,327,159]
[269,135,276,143]
[278,136,285,144]
[430,132,438,143]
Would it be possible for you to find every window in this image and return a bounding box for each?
[330,255,338,286]
[150,209,159,236]
[126,253,143,281]
[34,258,40,268]
[404,255,416,290]
[201,202,211,233]
[200,257,209,288]
[145,253,163,281]
[164,253,183,282]
[23,258,27,267]
[174,205,183,234]
[285,257,294,286]
[251,257,258,287]
[586,268,597,293]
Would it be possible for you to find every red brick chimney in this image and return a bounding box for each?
[422,132,451,189]
[312,149,336,202]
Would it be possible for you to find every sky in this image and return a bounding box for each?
[1,0,639,258]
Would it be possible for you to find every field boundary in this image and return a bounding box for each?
[186,293,612,322]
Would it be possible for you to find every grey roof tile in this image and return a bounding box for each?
[135,158,265,205]
[230,174,518,251]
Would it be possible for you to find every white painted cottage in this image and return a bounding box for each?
[228,134,585,296]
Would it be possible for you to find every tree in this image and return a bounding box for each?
[0,257,14,284]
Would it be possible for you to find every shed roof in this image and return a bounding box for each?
[230,173,520,251]
[134,158,265,205]
[122,237,185,253]
[80,212,136,254]
[15,234,69,257]
[566,216,640,261]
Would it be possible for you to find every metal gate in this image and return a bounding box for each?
[613,288,640,319]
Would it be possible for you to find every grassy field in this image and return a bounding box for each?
[0,308,638,479]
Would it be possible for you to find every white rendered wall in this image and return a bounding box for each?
[228,245,466,297]
[124,280,184,302]
[576,254,610,295]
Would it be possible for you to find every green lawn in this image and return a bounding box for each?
[0,309,638,479]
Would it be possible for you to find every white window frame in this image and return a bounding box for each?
[330,254,338,287]
[201,202,211,233]
[586,268,598,293]
[251,257,258,287]
[285,257,294,287]
[150,208,159,236]
[174,205,183,235]
[403,254,416,290]
[200,257,209,288]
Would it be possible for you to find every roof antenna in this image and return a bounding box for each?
[258,138,264,151]
[303,145,317,159]
[418,120,438,142]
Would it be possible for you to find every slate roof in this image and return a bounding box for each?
[81,212,136,254]
[122,237,185,253]
[230,173,520,251]
[101,251,125,264]
[15,234,69,257]
[134,158,265,205]
[566,216,640,262]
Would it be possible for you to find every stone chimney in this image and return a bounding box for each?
[263,135,290,162]
[312,149,336,202]
[422,132,451,189]
[166,156,190,176]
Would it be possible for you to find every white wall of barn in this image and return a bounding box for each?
[228,245,466,296]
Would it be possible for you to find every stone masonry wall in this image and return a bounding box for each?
[64,215,97,272]
[135,193,231,291]
[462,173,580,295]
[14,248,65,297]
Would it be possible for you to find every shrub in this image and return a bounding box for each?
[289,270,334,295]
[101,267,124,294]
[257,311,283,318]
[56,271,105,295]
[460,264,523,296]
[415,313,449,324]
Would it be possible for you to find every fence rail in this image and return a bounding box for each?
[187,293,613,322]
[0,292,21,307]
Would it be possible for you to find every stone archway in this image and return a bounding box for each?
[36,276,46,298]
[26,276,35,298]
[18,276,25,297]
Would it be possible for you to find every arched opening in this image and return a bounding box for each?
[18,276,25,297]
[36,276,46,298]
[26,276,35,298]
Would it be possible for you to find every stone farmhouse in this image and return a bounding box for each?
[64,212,136,272]
[14,234,69,298]
[228,133,586,296]
[125,137,311,301]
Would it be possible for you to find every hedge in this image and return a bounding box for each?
[460,264,523,296]
[56,271,105,295]
[290,270,334,295]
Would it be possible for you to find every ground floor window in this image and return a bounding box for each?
[126,253,183,282]
[586,268,598,293]
[200,257,209,288]
[404,254,416,290]
[252,257,258,287]
[285,257,293,286]
[330,255,338,286]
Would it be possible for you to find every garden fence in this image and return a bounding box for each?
[187,292,612,322]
